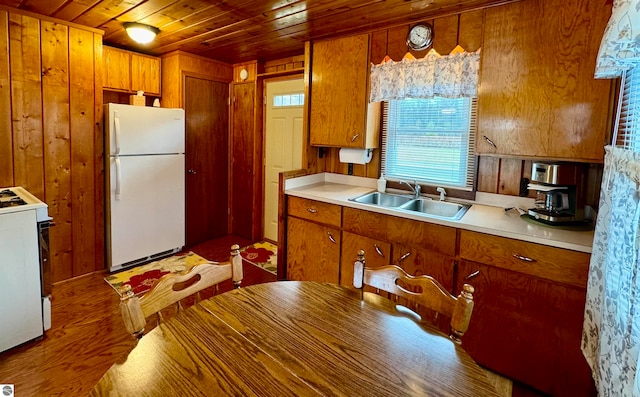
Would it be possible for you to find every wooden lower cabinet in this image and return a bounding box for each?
[339,207,456,290]
[285,198,594,396]
[457,258,595,396]
[287,217,341,283]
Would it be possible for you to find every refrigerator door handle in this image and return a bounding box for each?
[114,111,121,155]
[115,157,122,200]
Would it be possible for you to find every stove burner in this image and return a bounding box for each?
[0,197,27,208]
[0,189,17,198]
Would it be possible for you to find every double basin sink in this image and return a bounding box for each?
[348,191,470,220]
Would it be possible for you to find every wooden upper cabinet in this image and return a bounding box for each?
[477,0,613,162]
[309,34,380,148]
[131,53,161,95]
[103,46,161,96]
[103,46,130,92]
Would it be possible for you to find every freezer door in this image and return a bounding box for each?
[107,154,185,271]
[105,103,185,156]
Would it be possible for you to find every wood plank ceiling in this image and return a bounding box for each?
[0,0,508,63]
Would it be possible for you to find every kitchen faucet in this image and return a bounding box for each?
[399,180,421,199]
[437,187,447,201]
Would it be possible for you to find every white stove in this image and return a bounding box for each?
[0,187,49,220]
[0,186,52,353]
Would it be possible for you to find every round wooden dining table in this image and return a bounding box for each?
[91,281,499,396]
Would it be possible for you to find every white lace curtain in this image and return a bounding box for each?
[595,0,640,79]
[369,48,480,102]
[583,146,640,396]
[582,1,640,394]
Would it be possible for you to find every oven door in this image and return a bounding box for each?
[38,219,53,331]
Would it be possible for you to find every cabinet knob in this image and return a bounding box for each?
[351,133,360,142]
[513,253,536,263]
[187,169,197,174]
[327,232,336,244]
[307,208,317,214]
[374,244,384,257]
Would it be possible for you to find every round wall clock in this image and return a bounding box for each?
[406,23,433,51]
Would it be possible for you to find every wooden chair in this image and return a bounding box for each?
[120,244,244,338]
[353,249,475,344]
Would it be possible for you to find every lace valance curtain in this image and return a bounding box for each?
[582,1,640,394]
[595,0,640,79]
[369,48,480,103]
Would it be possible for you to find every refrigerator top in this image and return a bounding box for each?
[105,103,185,156]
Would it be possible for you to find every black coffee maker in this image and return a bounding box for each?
[527,162,589,225]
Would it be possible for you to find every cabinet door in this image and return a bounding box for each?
[340,231,391,287]
[131,53,161,95]
[310,34,371,147]
[456,260,595,397]
[103,47,130,91]
[477,0,611,161]
[231,83,255,240]
[287,217,340,283]
[392,244,454,292]
[392,243,455,334]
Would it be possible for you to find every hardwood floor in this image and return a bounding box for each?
[0,235,276,396]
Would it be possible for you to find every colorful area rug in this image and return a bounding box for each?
[104,252,210,297]
[240,241,277,275]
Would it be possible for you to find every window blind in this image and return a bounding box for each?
[381,97,477,190]
[616,66,640,151]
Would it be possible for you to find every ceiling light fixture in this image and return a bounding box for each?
[124,22,159,44]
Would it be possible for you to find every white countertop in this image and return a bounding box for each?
[285,173,594,253]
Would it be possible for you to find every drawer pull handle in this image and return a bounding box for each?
[465,270,480,280]
[351,133,360,142]
[513,253,536,263]
[374,244,384,257]
[483,135,497,149]
[307,208,317,214]
[328,233,336,244]
[398,252,411,263]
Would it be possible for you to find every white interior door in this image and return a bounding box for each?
[264,79,304,242]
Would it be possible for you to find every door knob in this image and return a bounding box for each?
[188,169,196,174]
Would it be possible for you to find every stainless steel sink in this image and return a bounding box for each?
[349,191,470,220]
[349,192,414,207]
[398,199,470,220]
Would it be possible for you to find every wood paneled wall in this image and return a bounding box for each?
[263,55,304,74]
[0,9,103,282]
[305,1,609,206]
[160,50,233,108]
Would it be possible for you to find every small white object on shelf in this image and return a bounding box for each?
[377,174,386,193]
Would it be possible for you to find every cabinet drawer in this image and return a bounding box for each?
[459,230,590,288]
[387,216,456,257]
[343,207,456,257]
[288,196,341,227]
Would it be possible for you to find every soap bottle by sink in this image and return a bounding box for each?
[377,174,386,193]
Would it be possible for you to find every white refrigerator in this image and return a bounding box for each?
[105,103,186,272]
